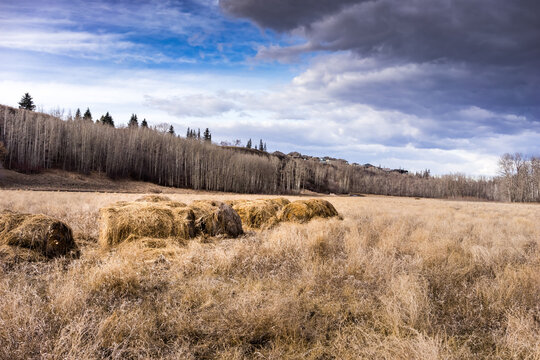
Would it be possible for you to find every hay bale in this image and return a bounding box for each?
[0,210,79,258]
[231,198,290,229]
[98,202,196,248]
[189,201,243,237]
[278,199,339,223]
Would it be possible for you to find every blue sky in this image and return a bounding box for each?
[1,0,539,176]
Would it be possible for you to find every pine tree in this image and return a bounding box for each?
[246,139,252,149]
[99,112,114,127]
[75,108,82,120]
[168,125,175,135]
[83,108,92,122]
[18,93,36,111]
[128,114,138,127]
[263,142,267,152]
[203,128,211,142]
[141,118,148,128]
[186,127,191,138]
[259,139,264,151]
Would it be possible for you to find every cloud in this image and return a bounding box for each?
[220,0,540,112]
[0,30,134,58]
[221,0,540,65]
[219,0,359,32]
[145,94,238,117]
[0,0,264,64]
[220,0,540,154]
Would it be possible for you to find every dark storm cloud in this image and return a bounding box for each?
[219,0,360,32]
[220,0,540,138]
[220,0,540,65]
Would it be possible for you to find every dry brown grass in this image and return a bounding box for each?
[0,190,539,359]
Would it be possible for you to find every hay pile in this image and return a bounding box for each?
[99,199,243,248]
[189,200,243,237]
[99,196,337,247]
[225,198,339,228]
[99,202,196,248]
[278,199,339,223]
[0,210,79,258]
[230,198,290,229]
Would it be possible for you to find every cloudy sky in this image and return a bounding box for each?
[1,0,538,175]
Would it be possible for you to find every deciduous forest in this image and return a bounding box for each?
[1,105,538,202]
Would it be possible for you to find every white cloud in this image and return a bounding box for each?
[145,94,238,117]
[457,106,527,122]
[0,30,134,57]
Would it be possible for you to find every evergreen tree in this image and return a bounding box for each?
[75,108,82,120]
[141,118,148,128]
[128,114,138,127]
[203,128,211,142]
[83,108,92,122]
[263,142,267,152]
[186,127,191,138]
[18,93,36,111]
[99,112,114,127]
[197,128,201,140]
[246,138,252,149]
[259,139,264,151]
[168,125,175,135]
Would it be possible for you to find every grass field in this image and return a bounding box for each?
[0,190,539,359]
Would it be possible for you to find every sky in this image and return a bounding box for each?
[1,0,539,176]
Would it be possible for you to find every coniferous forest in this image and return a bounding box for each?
[1,105,539,201]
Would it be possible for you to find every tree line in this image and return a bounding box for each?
[1,104,538,201]
[17,93,268,151]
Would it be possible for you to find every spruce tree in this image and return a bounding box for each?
[141,118,148,128]
[75,108,82,120]
[246,139,252,149]
[203,128,211,142]
[99,112,114,127]
[263,142,267,152]
[128,114,138,127]
[168,125,175,135]
[259,139,264,151]
[18,93,36,111]
[197,128,201,140]
[186,127,191,138]
[83,108,92,122]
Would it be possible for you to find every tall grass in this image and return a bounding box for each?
[0,192,539,359]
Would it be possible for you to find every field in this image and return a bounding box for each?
[0,190,539,359]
